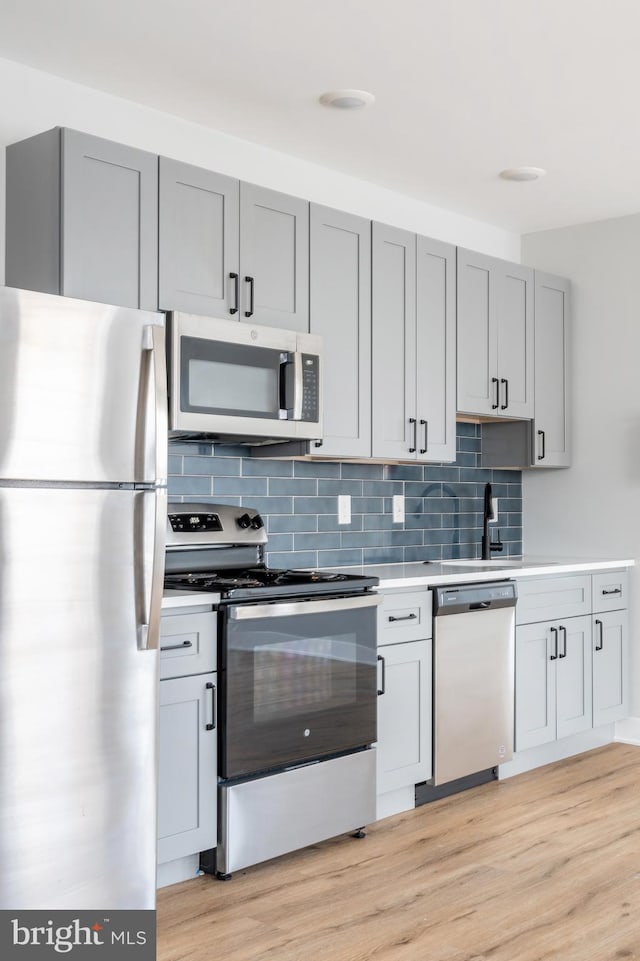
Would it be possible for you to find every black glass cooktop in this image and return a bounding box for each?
[164,566,378,600]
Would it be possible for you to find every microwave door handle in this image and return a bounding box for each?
[279,352,303,420]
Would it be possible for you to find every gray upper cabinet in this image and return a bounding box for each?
[532,272,571,467]
[416,236,457,462]
[6,127,158,311]
[310,204,371,458]
[239,183,309,332]
[372,224,456,462]
[158,158,239,316]
[457,248,534,419]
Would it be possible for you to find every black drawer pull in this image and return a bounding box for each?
[500,378,509,410]
[491,377,499,410]
[602,588,622,595]
[388,613,417,623]
[229,272,239,314]
[558,625,567,659]
[377,654,386,696]
[160,640,194,652]
[549,626,558,661]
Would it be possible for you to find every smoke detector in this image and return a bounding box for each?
[319,89,375,109]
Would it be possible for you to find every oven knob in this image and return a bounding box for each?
[250,514,265,530]
[237,513,253,530]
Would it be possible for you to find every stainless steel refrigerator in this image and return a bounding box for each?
[0,286,167,909]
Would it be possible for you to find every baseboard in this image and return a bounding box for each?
[614,716,640,745]
[498,724,615,779]
[376,786,415,821]
[156,855,202,888]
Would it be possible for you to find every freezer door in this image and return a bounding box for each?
[0,486,165,909]
[0,286,167,484]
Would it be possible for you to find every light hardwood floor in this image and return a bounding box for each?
[157,743,640,961]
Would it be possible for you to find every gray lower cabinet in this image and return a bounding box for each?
[6,127,158,310]
[310,204,371,458]
[376,639,432,794]
[515,615,592,751]
[372,224,456,462]
[157,607,217,866]
[457,248,534,419]
[159,158,239,317]
[592,609,629,726]
[157,162,309,331]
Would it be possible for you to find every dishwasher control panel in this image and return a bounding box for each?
[434,580,517,615]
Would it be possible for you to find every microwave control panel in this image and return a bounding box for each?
[301,354,320,422]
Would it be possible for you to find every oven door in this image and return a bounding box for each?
[220,594,380,780]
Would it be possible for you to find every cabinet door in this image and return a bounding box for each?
[310,205,371,458]
[515,622,556,751]
[556,616,592,739]
[416,236,456,462]
[61,129,158,310]
[239,183,309,331]
[376,640,432,794]
[158,673,217,864]
[593,610,629,726]
[532,272,571,467]
[495,261,534,418]
[372,223,417,460]
[456,248,497,416]
[159,158,239,317]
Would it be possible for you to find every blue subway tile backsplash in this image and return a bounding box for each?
[168,424,522,568]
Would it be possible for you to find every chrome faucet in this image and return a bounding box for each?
[481,482,504,560]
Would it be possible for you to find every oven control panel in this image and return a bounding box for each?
[168,512,223,533]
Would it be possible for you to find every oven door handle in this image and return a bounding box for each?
[228,593,383,620]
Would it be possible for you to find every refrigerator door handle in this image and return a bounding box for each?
[137,489,167,651]
[140,324,168,486]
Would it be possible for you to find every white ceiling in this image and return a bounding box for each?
[1,0,639,234]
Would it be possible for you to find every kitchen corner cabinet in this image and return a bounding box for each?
[157,609,217,866]
[158,161,309,332]
[372,224,456,462]
[531,272,571,467]
[376,589,432,794]
[6,127,158,310]
[309,205,371,458]
[457,248,534,419]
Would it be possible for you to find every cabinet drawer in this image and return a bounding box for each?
[592,571,628,613]
[159,610,217,679]
[516,575,591,625]
[377,589,432,643]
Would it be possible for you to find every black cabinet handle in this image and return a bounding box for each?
[160,640,193,652]
[409,417,417,453]
[549,626,558,660]
[244,276,255,318]
[602,588,622,596]
[491,377,499,410]
[420,419,428,454]
[537,429,546,461]
[500,378,509,410]
[388,613,417,622]
[595,619,604,652]
[229,272,239,314]
[377,654,386,696]
[205,681,216,731]
[558,625,567,659]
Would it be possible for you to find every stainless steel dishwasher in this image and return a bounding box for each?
[432,581,517,786]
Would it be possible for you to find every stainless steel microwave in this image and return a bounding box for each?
[167,313,322,444]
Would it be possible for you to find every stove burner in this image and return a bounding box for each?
[164,566,359,597]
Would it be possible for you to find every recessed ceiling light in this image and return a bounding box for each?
[499,166,547,181]
[319,89,375,109]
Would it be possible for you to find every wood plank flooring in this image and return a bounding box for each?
[157,744,640,961]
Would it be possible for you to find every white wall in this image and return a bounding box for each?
[522,215,640,713]
[0,55,519,287]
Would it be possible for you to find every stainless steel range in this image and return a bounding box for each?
[164,503,380,879]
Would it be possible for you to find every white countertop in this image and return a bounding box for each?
[323,556,635,589]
